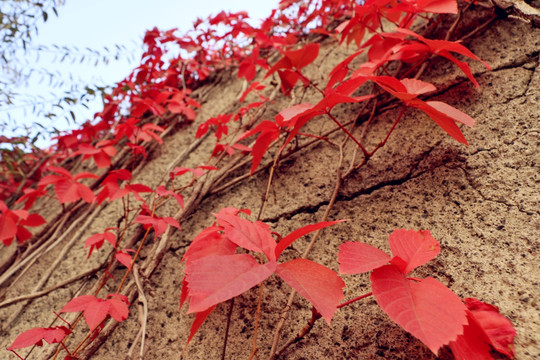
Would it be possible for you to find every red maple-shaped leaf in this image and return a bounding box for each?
[215,213,276,261]
[8,326,71,350]
[338,241,391,274]
[185,254,276,313]
[388,229,440,274]
[370,265,467,354]
[38,166,98,204]
[60,294,129,331]
[276,258,345,324]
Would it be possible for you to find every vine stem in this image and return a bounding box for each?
[337,292,373,309]
[268,134,346,359]
[274,292,373,357]
[223,139,284,360]
[268,104,406,359]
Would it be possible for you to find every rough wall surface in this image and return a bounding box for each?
[0,9,539,360]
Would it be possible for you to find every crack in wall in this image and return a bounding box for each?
[262,145,442,223]
[455,165,538,215]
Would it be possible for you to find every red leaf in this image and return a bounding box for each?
[415,0,458,13]
[409,99,470,145]
[186,305,216,347]
[238,120,280,174]
[0,212,17,245]
[400,78,437,95]
[182,226,237,266]
[60,294,129,331]
[338,242,391,274]
[85,231,117,258]
[370,265,467,354]
[275,220,345,258]
[425,101,475,127]
[8,326,70,350]
[19,213,46,227]
[283,43,320,70]
[186,254,275,313]
[388,229,440,274]
[464,298,516,357]
[276,259,345,324]
[215,213,276,261]
[116,249,134,268]
[135,214,180,237]
[449,311,493,360]
[82,298,110,331]
[106,294,130,322]
[275,103,314,128]
[278,69,302,95]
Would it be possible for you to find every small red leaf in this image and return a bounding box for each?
[116,250,134,268]
[388,229,440,274]
[276,220,345,258]
[8,326,70,350]
[276,259,345,324]
[215,213,276,261]
[425,101,474,127]
[106,295,130,323]
[338,241,391,274]
[187,305,216,346]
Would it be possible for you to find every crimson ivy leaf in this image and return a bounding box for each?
[387,229,440,275]
[338,241,391,274]
[370,265,467,354]
[275,220,345,258]
[276,259,345,324]
[60,294,129,331]
[464,297,516,357]
[449,310,494,360]
[8,326,71,350]
[186,254,276,313]
[216,213,276,261]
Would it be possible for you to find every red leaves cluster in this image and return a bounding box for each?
[38,166,98,204]
[0,200,46,246]
[338,230,515,358]
[180,208,345,346]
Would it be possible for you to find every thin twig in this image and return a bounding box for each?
[268,134,346,359]
[221,298,235,360]
[132,264,148,360]
[0,205,100,334]
[0,265,102,309]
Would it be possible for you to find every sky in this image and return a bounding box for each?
[4,0,277,145]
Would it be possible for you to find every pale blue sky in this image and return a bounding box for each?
[4,0,277,145]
